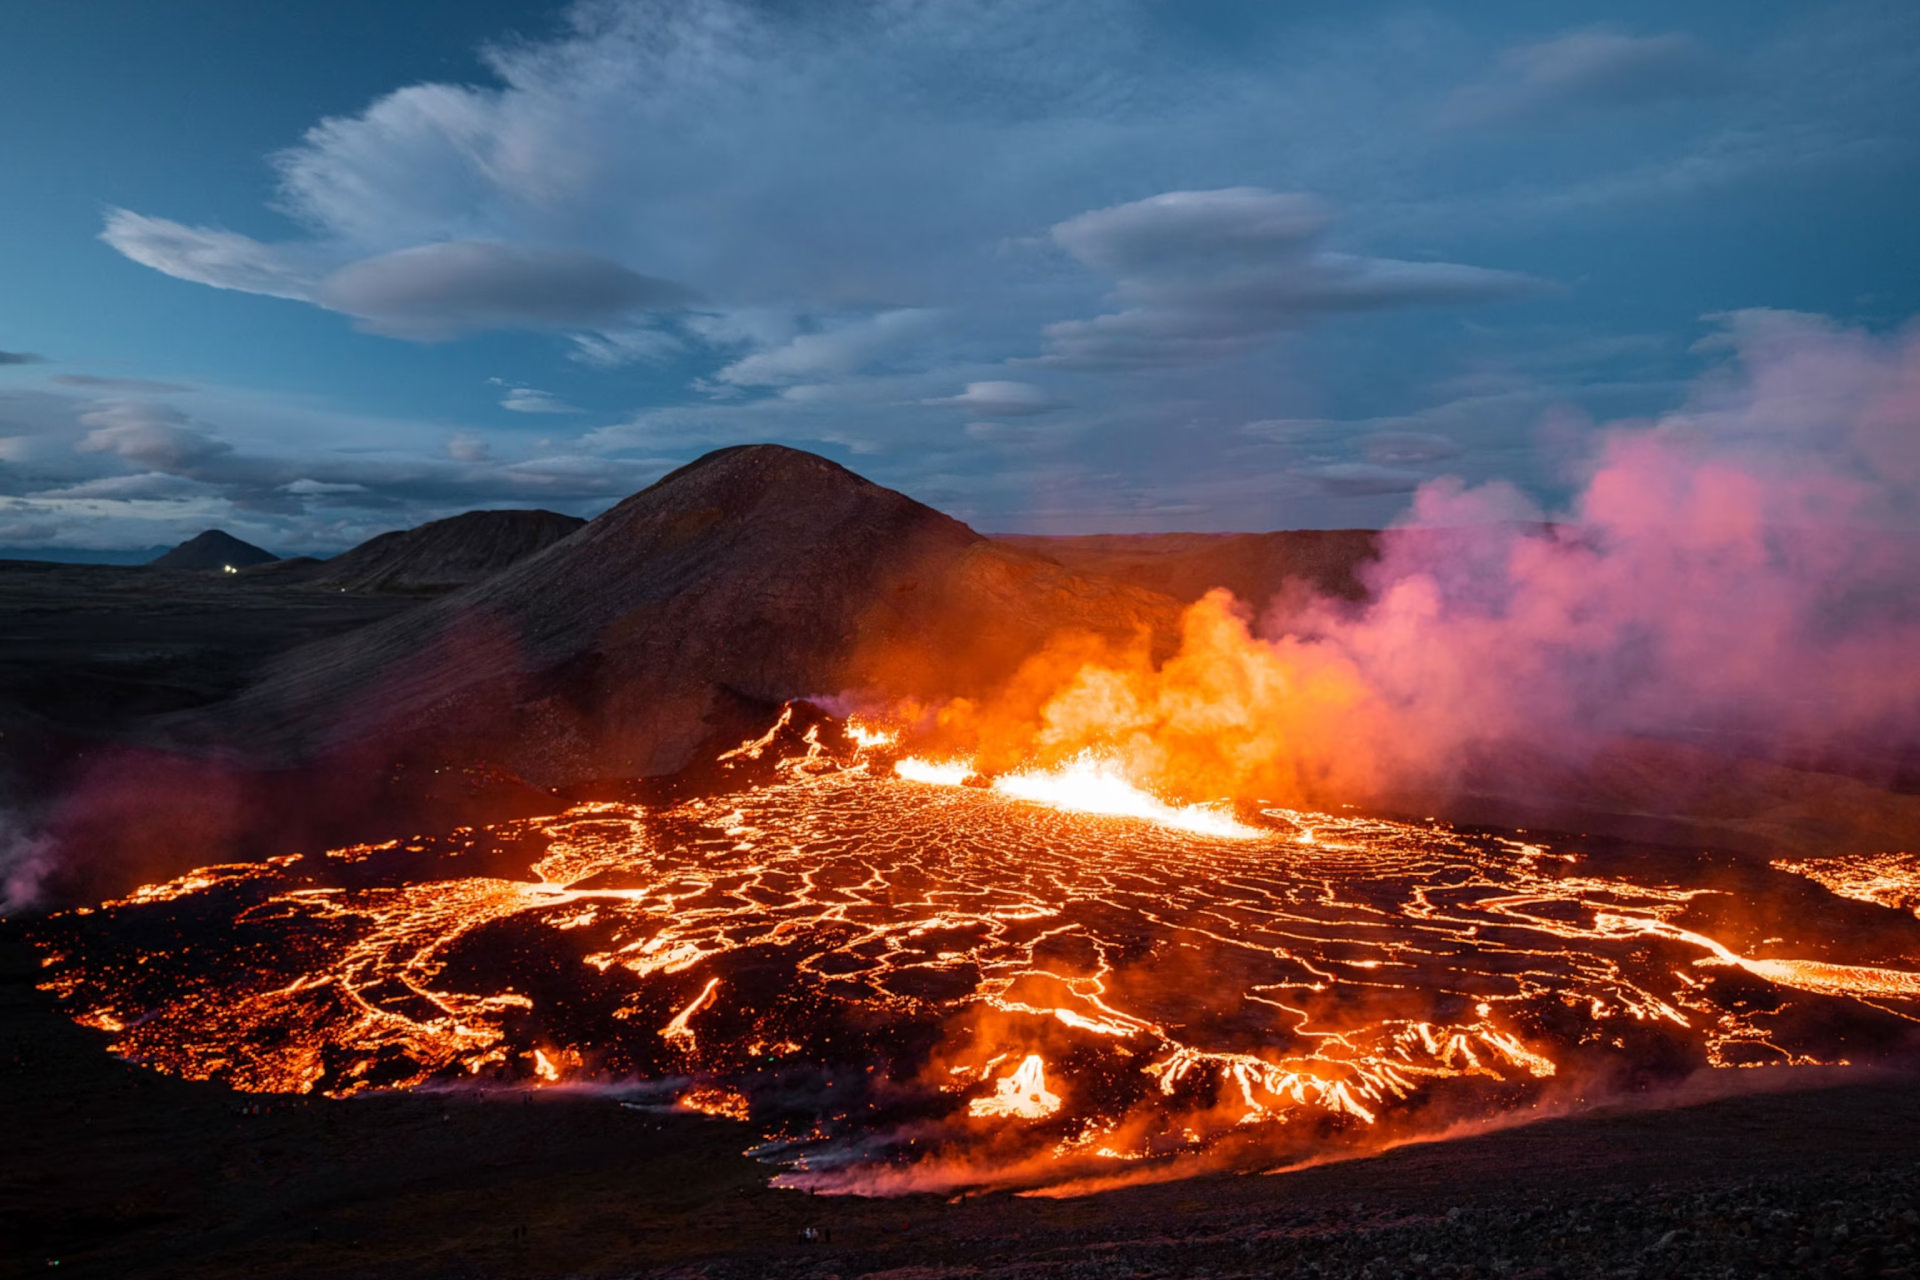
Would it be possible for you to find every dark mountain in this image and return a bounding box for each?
[193,445,1180,785]
[148,530,278,572]
[237,556,326,580]
[996,529,1383,607]
[310,509,587,594]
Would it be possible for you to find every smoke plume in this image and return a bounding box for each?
[0,806,56,915]
[923,310,1920,815]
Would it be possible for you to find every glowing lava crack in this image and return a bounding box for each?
[30,722,1920,1194]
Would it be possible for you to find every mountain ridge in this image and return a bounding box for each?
[307,508,586,593]
[186,444,1181,785]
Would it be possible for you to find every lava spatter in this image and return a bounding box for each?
[29,710,1920,1194]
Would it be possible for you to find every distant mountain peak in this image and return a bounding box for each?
[149,530,279,572]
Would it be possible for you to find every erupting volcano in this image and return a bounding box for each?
[10,7,1920,1272]
[31,705,1920,1196]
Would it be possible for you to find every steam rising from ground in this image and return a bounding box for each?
[0,806,55,914]
[928,311,1920,811]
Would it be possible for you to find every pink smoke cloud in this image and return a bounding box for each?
[1288,309,1920,784]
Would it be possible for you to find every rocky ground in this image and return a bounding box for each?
[5,932,1918,1280]
[734,1165,1920,1280]
[0,560,415,734]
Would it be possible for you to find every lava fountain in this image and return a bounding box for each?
[29,707,1920,1194]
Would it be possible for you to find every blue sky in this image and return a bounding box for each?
[1,0,1915,552]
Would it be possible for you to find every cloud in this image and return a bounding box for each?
[0,351,44,366]
[100,0,1121,344]
[1361,431,1466,466]
[313,242,692,340]
[1441,30,1720,127]
[1293,462,1429,496]
[50,374,196,393]
[100,209,323,300]
[0,516,60,543]
[1028,190,1547,369]
[281,478,369,496]
[65,0,1919,540]
[73,401,233,473]
[102,210,690,340]
[445,431,492,462]
[923,381,1065,416]
[0,380,684,553]
[37,472,211,501]
[1050,189,1332,276]
[498,386,583,414]
[104,1,1331,364]
[569,326,686,368]
[713,309,941,387]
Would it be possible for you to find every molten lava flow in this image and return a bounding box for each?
[970,1054,1061,1119]
[661,977,722,1047]
[28,712,1920,1195]
[896,744,1256,839]
[1595,913,1920,1004]
[894,756,972,786]
[844,717,899,751]
[1775,853,1920,918]
[678,1084,751,1121]
[990,752,1256,839]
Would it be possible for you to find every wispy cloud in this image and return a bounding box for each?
[1026,190,1548,369]
[48,0,1919,542]
[51,373,196,393]
[1290,462,1429,496]
[498,386,583,415]
[1440,29,1722,128]
[712,310,943,388]
[102,212,695,341]
[923,381,1065,416]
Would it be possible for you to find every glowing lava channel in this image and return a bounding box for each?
[898,750,1256,839]
[30,715,1920,1197]
[970,1054,1062,1119]
[894,757,973,786]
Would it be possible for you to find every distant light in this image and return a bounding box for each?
[222,564,236,574]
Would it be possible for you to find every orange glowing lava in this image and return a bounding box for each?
[989,752,1256,839]
[970,1054,1062,1119]
[28,708,1920,1194]
[1775,852,1920,918]
[844,718,899,751]
[893,756,973,786]
[678,1084,752,1121]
